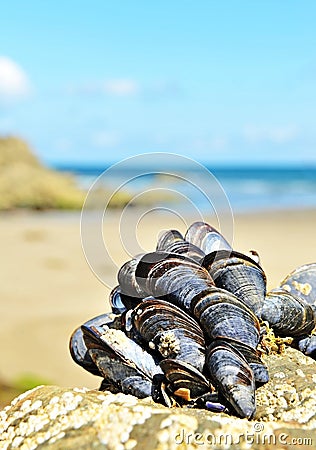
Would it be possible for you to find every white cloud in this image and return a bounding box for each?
[243,124,299,144]
[0,56,31,100]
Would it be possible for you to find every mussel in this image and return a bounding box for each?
[185,222,232,254]
[262,264,316,357]
[156,229,205,263]
[203,250,266,319]
[69,312,121,376]
[135,251,214,312]
[117,255,148,301]
[262,289,315,337]
[83,324,163,398]
[280,263,316,310]
[132,299,205,368]
[131,298,209,400]
[206,339,256,419]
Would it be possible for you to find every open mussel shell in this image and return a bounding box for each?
[90,348,153,398]
[203,250,266,318]
[262,289,315,337]
[69,313,120,376]
[160,359,210,400]
[280,263,316,307]
[135,251,214,312]
[84,325,163,378]
[193,287,261,350]
[132,299,205,372]
[206,339,256,419]
[185,222,232,254]
[83,325,163,398]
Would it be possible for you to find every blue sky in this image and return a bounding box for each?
[0,1,316,166]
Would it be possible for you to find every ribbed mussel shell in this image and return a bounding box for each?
[219,337,269,384]
[193,286,261,349]
[132,299,205,369]
[156,229,205,263]
[280,263,316,308]
[206,339,256,419]
[261,289,315,337]
[185,222,232,254]
[156,229,184,251]
[135,251,215,312]
[160,359,209,399]
[203,250,266,318]
[132,298,209,399]
[118,256,148,300]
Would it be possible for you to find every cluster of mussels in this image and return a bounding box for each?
[70,222,316,419]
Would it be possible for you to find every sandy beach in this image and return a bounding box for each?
[0,208,315,393]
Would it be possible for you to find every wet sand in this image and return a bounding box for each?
[0,208,315,390]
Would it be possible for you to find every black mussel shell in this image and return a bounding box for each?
[156,229,184,251]
[185,222,232,254]
[160,359,210,399]
[203,250,266,318]
[262,289,315,337]
[280,263,316,307]
[206,339,256,419]
[132,298,205,371]
[69,313,120,375]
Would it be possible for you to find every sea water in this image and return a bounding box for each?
[54,164,316,214]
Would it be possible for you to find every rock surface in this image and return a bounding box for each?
[1,347,316,449]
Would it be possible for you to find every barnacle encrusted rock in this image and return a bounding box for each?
[1,348,316,450]
[256,347,316,425]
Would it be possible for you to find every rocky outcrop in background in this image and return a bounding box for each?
[0,136,84,210]
[1,347,315,449]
